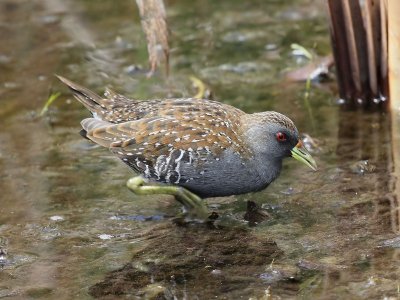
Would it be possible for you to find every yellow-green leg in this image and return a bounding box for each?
[126,176,209,220]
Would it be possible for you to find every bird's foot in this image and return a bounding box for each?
[126,176,209,221]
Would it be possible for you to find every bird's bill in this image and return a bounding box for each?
[291,141,317,171]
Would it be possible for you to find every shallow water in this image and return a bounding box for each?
[0,0,399,299]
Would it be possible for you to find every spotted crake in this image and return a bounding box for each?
[57,76,316,198]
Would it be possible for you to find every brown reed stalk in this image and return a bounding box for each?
[327,0,388,109]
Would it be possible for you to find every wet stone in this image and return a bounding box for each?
[39,15,59,24]
[222,30,265,43]
[301,133,322,153]
[0,249,7,268]
[243,200,270,226]
[0,54,11,64]
[265,43,278,51]
[349,160,376,175]
[259,269,284,284]
[280,186,299,195]
[0,288,19,298]
[380,236,400,248]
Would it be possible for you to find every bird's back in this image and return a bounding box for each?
[58,75,244,124]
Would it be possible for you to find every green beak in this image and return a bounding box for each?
[291,141,317,171]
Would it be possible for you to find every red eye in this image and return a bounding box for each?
[276,132,287,142]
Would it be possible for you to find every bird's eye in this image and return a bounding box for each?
[276,132,287,142]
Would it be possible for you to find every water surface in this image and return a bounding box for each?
[0,0,399,299]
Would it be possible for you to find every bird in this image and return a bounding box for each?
[57,76,317,198]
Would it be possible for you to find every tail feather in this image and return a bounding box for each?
[81,118,115,148]
[81,118,112,146]
[81,118,111,132]
[56,75,103,113]
[80,118,139,149]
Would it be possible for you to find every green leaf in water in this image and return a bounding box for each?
[291,43,313,60]
[303,75,316,131]
[299,274,322,295]
[40,92,61,116]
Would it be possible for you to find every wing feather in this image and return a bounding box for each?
[82,104,250,184]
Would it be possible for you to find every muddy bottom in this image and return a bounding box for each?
[89,223,284,299]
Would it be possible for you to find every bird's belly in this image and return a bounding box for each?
[121,149,281,198]
[178,160,280,198]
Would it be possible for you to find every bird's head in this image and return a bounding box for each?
[243,111,317,171]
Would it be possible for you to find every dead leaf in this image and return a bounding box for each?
[285,55,334,82]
